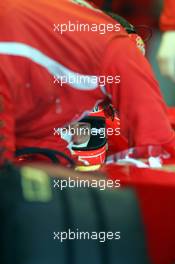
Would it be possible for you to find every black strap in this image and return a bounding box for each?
[15,147,75,167]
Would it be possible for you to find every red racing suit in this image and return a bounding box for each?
[160,0,175,31]
[0,0,175,163]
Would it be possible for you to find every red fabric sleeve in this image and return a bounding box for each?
[102,36,175,149]
[0,73,15,164]
[160,0,175,31]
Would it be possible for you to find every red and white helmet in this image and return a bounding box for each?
[72,102,128,167]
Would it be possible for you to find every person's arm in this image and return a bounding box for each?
[102,36,175,149]
[157,0,175,83]
[0,72,15,165]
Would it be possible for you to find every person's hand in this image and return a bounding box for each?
[157,31,175,83]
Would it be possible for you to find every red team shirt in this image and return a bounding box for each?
[0,0,175,162]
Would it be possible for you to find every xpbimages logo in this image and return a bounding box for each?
[54,126,120,139]
[53,21,121,35]
[53,177,121,191]
[53,74,121,86]
[53,229,121,243]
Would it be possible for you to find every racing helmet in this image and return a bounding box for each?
[71,102,125,168]
[71,105,108,167]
